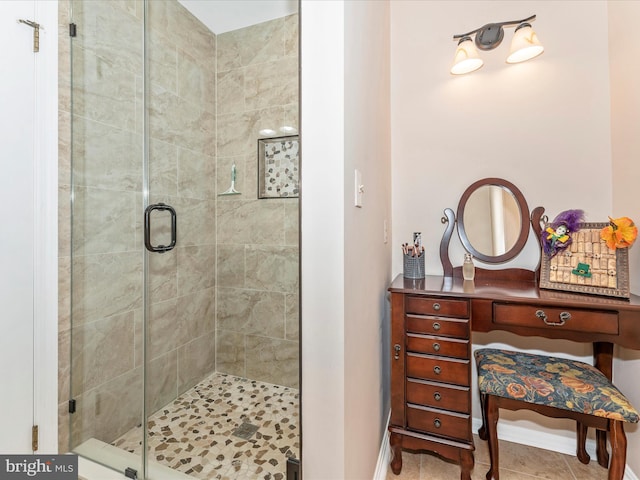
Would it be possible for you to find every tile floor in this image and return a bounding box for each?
[112,373,299,479]
[386,434,613,480]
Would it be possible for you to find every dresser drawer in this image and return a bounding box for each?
[406,353,470,386]
[406,333,469,359]
[493,303,619,335]
[405,296,469,318]
[406,404,471,441]
[406,315,470,339]
[406,378,470,413]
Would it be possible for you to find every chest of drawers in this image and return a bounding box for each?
[389,292,474,479]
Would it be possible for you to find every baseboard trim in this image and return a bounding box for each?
[471,417,588,459]
[373,411,391,480]
[373,413,637,480]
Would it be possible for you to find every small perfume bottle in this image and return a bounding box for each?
[462,253,475,281]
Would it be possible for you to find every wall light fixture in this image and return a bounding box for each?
[450,14,544,75]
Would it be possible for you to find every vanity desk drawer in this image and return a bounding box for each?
[406,353,470,386]
[406,315,470,339]
[406,296,469,318]
[406,378,470,413]
[406,333,469,359]
[406,404,471,441]
[493,303,619,335]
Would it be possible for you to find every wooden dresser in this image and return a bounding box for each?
[388,273,640,480]
[389,282,474,478]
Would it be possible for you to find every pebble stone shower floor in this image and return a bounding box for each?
[112,373,300,479]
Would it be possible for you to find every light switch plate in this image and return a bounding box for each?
[355,169,363,208]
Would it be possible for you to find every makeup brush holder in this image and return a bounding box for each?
[403,253,425,279]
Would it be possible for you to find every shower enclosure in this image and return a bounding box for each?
[61,1,300,478]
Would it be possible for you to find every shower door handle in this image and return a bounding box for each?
[144,203,177,253]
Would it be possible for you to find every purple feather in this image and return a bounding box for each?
[541,209,585,256]
[551,209,585,232]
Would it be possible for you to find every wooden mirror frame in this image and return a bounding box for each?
[440,177,545,280]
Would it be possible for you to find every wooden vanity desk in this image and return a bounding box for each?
[388,273,640,479]
[388,178,640,479]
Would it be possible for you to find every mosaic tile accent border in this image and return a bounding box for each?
[112,373,299,479]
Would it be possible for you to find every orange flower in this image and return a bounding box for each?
[600,217,638,249]
[560,376,594,394]
[593,409,624,421]
[506,383,527,399]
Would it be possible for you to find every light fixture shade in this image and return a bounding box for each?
[450,37,484,75]
[506,23,544,64]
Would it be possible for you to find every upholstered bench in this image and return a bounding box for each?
[475,348,639,480]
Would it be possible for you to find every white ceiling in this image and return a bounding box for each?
[178,0,298,34]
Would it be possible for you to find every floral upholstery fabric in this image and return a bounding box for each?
[475,348,639,423]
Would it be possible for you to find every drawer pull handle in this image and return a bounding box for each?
[433,342,441,352]
[433,322,441,331]
[536,309,569,326]
[434,392,442,401]
[394,344,401,360]
[433,366,441,375]
[434,419,442,428]
[433,303,441,311]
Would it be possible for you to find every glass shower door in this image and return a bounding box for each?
[68,0,146,476]
[143,0,218,405]
[138,0,218,474]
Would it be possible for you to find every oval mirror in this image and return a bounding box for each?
[456,178,530,264]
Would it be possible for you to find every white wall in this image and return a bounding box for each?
[301,0,392,478]
[609,0,640,476]
[391,0,613,277]
[343,1,392,479]
[301,2,346,478]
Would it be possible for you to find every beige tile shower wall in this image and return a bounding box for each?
[58,0,217,451]
[215,15,300,389]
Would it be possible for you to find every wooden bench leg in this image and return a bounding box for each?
[593,342,612,469]
[576,422,590,464]
[597,430,610,468]
[478,393,488,441]
[485,395,500,480]
[608,421,627,480]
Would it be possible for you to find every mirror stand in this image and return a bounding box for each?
[439,178,546,282]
